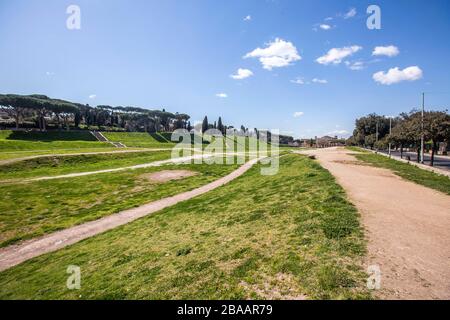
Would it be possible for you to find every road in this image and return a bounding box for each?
[377,150,450,172]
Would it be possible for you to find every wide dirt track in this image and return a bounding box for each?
[299,147,450,299]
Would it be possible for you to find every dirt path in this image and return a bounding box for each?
[0,158,262,272]
[299,147,450,299]
[20,153,211,182]
[11,151,257,182]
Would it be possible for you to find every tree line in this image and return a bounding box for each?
[0,94,191,132]
[0,93,295,144]
[347,110,450,166]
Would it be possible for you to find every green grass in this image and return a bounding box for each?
[0,162,238,247]
[0,148,138,161]
[0,130,111,151]
[0,155,369,299]
[345,146,369,153]
[349,148,450,195]
[0,150,174,180]
[102,132,177,148]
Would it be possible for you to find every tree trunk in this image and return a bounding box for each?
[14,113,19,130]
[38,110,45,132]
[56,114,62,131]
[417,147,420,163]
[400,145,403,158]
[64,116,70,131]
[430,141,437,167]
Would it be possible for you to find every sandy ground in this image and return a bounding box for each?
[0,158,261,272]
[140,170,197,183]
[299,147,450,300]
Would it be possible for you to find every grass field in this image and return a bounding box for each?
[0,150,174,180]
[0,130,111,151]
[349,148,450,195]
[0,154,369,299]
[0,161,239,247]
[102,132,177,148]
[0,148,138,162]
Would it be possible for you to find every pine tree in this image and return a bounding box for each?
[202,116,209,133]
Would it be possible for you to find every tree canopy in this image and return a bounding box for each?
[0,93,190,132]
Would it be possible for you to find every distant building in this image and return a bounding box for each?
[288,140,300,147]
[316,135,345,148]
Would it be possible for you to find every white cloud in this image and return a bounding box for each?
[45,71,55,76]
[319,24,332,30]
[324,17,333,21]
[312,78,328,84]
[89,94,97,99]
[290,77,305,85]
[216,93,228,98]
[243,15,251,21]
[316,45,362,65]
[373,66,423,85]
[230,68,253,80]
[244,38,301,70]
[344,8,357,19]
[291,77,328,85]
[372,45,400,57]
[293,111,304,118]
[345,61,365,71]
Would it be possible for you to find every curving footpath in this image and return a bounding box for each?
[0,157,262,272]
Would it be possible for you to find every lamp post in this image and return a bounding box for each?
[420,93,425,164]
[375,121,379,151]
[388,116,392,157]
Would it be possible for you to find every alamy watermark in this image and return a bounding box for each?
[66,5,81,30]
[170,129,280,175]
[367,5,381,30]
[367,264,381,290]
[66,265,81,290]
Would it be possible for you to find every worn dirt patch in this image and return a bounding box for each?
[139,170,197,183]
[332,160,367,166]
[240,273,307,300]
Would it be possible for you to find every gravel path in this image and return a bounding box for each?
[0,158,262,272]
[299,147,450,299]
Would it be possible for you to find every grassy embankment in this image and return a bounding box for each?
[0,154,369,300]
[102,132,176,148]
[0,130,111,151]
[0,150,174,180]
[348,147,450,195]
[0,130,122,161]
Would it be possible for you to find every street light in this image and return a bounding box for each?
[420,92,425,164]
[419,91,450,164]
[375,121,378,151]
[388,116,392,157]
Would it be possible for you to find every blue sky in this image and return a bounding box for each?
[1,0,449,138]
